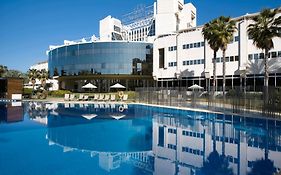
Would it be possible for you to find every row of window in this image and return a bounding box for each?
[168,62,177,67]
[182,146,204,156]
[167,144,177,150]
[182,130,204,138]
[168,46,177,51]
[248,51,281,60]
[212,135,239,144]
[183,59,205,66]
[183,41,205,49]
[168,128,177,134]
[213,55,239,63]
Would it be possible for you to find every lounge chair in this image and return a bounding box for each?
[98,94,105,101]
[93,94,99,101]
[110,94,116,101]
[83,95,89,101]
[69,94,76,101]
[78,94,84,101]
[122,94,128,101]
[104,94,110,101]
[64,94,70,101]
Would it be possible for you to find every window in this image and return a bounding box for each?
[254,54,259,60]
[186,44,190,49]
[248,54,253,60]
[235,56,239,61]
[197,59,201,64]
[174,46,177,51]
[159,48,165,68]
[278,51,281,57]
[201,42,205,47]
[190,43,193,48]
[201,59,205,64]
[190,60,193,65]
[260,53,265,59]
[197,42,201,47]
[235,36,239,42]
[224,57,229,62]
[230,56,234,62]
[272,52,277,58]
[158,127,164,147]
[187,60,190,65]
[268,52,271,58]
[183,61,186,65]
[183,45,186,49]
[216,57,220,63]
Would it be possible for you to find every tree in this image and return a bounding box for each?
[38,69,49,90]
[202,19,221,95]
[3,69,24,78]
[28,69,39,94]
[247,8,281,99]
[0,65,8,77]
[215,16,236,96]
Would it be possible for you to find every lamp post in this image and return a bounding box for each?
[205,71,210,93]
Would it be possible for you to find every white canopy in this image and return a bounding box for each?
[188,84,204,90]
[110,83,125,89]
[82,83,97,89]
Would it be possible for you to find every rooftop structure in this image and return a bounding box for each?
[47,0,197,52]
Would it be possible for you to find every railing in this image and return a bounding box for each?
[135,86,281,118]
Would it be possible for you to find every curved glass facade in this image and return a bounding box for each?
[48,42,153,77]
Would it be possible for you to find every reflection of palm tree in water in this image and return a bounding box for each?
[28,102,48,119]
[248,120,276,175]
[201,115,233,175]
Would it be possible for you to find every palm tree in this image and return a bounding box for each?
[28,69,39,94]
[38,69,49,90]
[216,16,236,96]
[202,19,221,95]
[247,8,281,100]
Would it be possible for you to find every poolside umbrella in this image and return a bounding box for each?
[110,83,125,89]
[82,83,97,89]
[188,84,204,90]
[82,83,97,92]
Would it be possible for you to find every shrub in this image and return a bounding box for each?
[49,90,72,97]
[23,88,33,98]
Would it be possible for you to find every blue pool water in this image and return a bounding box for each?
[0,102,281,175]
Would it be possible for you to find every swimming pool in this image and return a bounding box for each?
[0,102,281,175]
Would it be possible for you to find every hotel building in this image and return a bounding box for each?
[47,0,281,91]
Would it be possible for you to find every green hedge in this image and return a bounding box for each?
[49,90,72,97]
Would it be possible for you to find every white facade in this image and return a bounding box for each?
[155,0,196,36]
[30,61,48,71]
[153,11,281,88]
[99,16,123,41]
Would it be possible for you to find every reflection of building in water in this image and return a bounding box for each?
[45,106,154,173]
[153,113,281,175]
[98,151,154,173]
[0,102,23,123]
